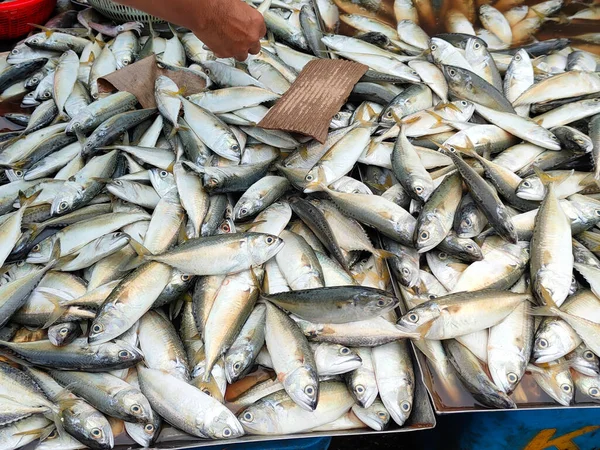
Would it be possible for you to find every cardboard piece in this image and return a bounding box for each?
[98,55,207,108]
[258,59,368,143]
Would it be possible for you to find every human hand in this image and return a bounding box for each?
[193,0,266,61]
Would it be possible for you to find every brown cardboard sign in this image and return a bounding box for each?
[98,55,207,108]
[258,59,368,143]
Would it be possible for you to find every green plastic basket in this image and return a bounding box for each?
[88,0,164,23]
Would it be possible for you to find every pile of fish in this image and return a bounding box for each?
[0,0,600,447]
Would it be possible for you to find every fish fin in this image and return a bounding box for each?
[167,123,180,139]
[532,166,568,186]
[17,190,41,209]
[240,219,267,232]
[168,23,179,39]
[40,293,68,329]
[424,110,447,128]
[526,304,559,317]
[373,249,396,259]
[435,102,462,113]
[27,24,54,37]
[74,128,86,146]
[14,424,55,439]
[392,110,420,125]
[128,238,151,258]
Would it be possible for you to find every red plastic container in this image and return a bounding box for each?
[0,0,57,40]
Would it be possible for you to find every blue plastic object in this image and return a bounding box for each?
[429,409,600,449]
[189,437,331,450]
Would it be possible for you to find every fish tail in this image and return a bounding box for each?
[17,190,41,209]
[40,292,68,329]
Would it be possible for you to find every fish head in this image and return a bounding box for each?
[410,176,434,203]
[396,302,441,338]
[116,55,133,70]
[88,308,133,345]
[428,38,450,65]
[238,402,278,435]
[488,350,526,394]
[362,291,399,316]
[149,168,176,197]
[353,402,389,431]
[249,233,285,265]
[516,176,544,201]
[21,91,40,107]
[349,376,378,409]
[533,319,574,363]
[284,366,319,411]
[568,195,600,228]
[320,344,362,375]
[202,170,226,193]
[201,407,244,439]
[51,182,84,216]
[225,348,252,384]
[25,236,54,264]
[233,199,257,222]
[465,37,487,63]
[125,421,158,448]
[441,64,465,87]
[48,322,80,346]
[551,366,575,406]
[117,388,153,422]
[90,339,144,370]
[24,33,50,48]
[216,133,242,163]
[568,345,600,377]
[415,215,445,253]
[76,409,115,449]
[533,268,571,307]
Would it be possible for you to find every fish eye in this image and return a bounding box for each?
[17,261,24,267]
[59,201,69,211]
[232,144,239,151]
[401,401,411,412]
[355,385,365,394]
[551,134,559,141]
[449,69,456,76]
[538,338,548,348]
[233,362,242,371]
[201,388,212,396]
[386,111,393,118]
[523,181,531,188]
[266,236,275,244]
[420,231,429,240]
[91,428,102,438]
[118,350,130,358]
[59,327,69,336]
[305,174,314,181]
[31,38,39,44]
[415,186,424,194]
[92,324,103,334]
[584,350,595,360]
[11,49,18,54]
[461,101,468,107]
[240,208,248,216]
[407,313,419,323]
[428,294,436,299]
[464,218,472,227]
[209,177,219,185]
[507,372,518,383]
[160,170,168,177]
[438,252,447,259]
[43,92,51,98]
[340,347,350,355]
[590,387,600,397]
[430,44,437,51]
[515,54,522,61]
[114,180,123,186]
[32,244,41,252]
[333,113,340,120]
[243,411,253,421]
[377,299,386,306]
[305,385,315,396]
[220,223,231,232]
[223,427,232,437]
[401,267,410,276]
[131,404,141,414]
[378,411,387,419]
[474,42,481,49]
[204,68,211,75]
[122,59,130,65]
[14,170,22,177]
[181,274,191,281]
[144,424,154,433]
[561,384,572,393]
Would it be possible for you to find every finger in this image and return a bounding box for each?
[234,52,249,62]
[249,42,261,55]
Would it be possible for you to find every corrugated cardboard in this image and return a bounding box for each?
[258,59,368,143]
[98,55,207,108]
